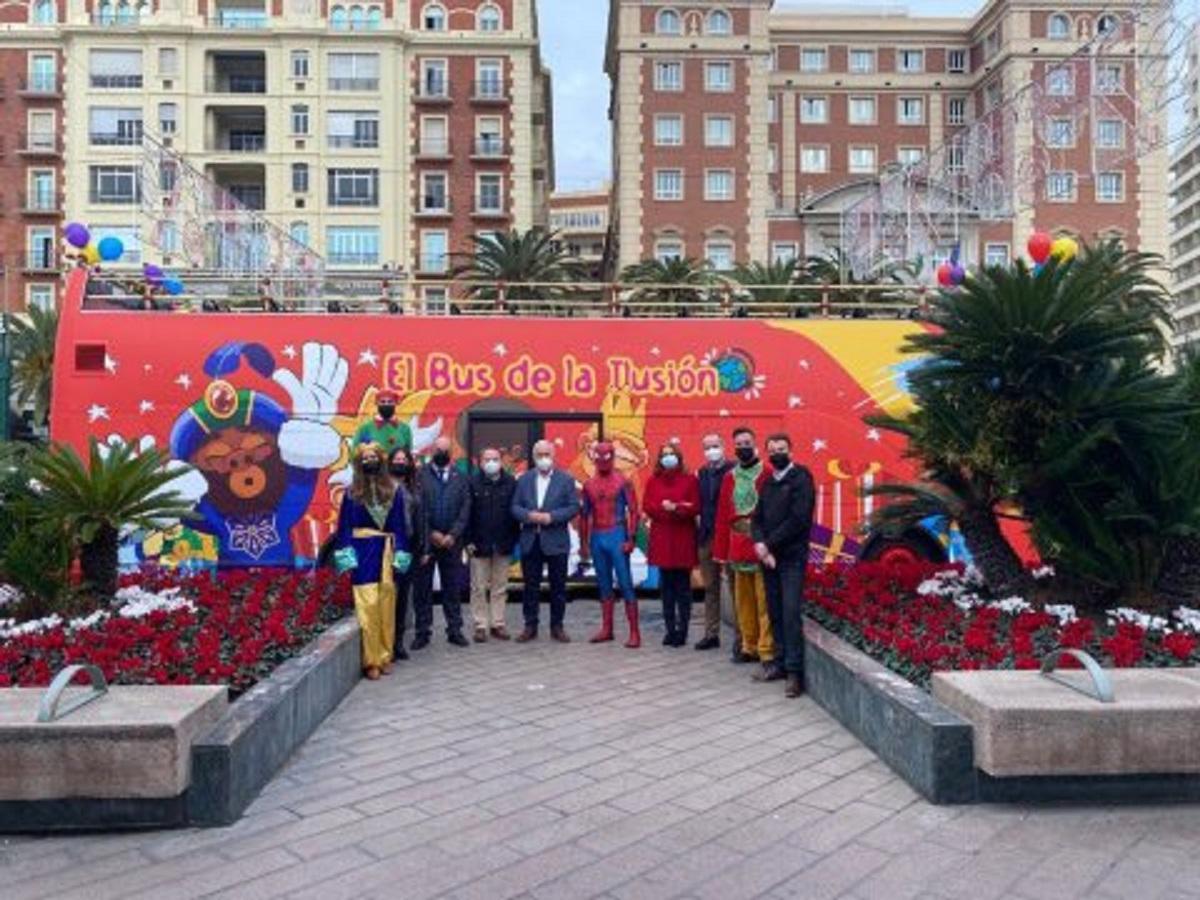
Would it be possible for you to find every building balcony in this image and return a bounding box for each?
[418,255,449,275]
[471,138,509,160]
[414,83,452,104]
[414,138,452,160]
[20,193,61,215]
[18,75,62,97]
[89,130,143,147]
[23,251,58,273]
[471,202,507,219]
[328,77,379,92]
[471,81,508,104]
[327,252,380,267]
[328,135,380,150]
[18,133,62,156]
[205,76,267,94]
[415,198,454,218]
[208,10,270,29]
[90,10,143,27]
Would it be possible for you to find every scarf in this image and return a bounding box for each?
[732,461,763,516]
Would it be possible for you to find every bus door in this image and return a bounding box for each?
[464,410,603,477]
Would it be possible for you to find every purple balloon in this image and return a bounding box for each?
[950,263,966,286]
[142,263,164,283]
[64,222,90,249]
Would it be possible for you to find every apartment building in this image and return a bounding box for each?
[0,0,554,311]
[1170,23,1200,350]
[605,0,1168,277]
[548,184,610,275]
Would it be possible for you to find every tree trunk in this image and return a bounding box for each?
[1155,535,1200,605]
[957,507,1035,598]
[80,523,120,599]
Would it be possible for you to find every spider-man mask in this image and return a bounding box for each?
[592,441,615,475]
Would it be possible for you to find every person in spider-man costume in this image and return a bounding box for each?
[579,441,642,648]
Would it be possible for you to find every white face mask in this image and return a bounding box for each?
[704,447,724,464]
[482,460,501,476]
[535,456,553,473]
[660,454,679,470]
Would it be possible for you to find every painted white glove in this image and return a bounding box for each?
[272,342,349,470]
[100,434,208,506]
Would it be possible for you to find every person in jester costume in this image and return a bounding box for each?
[353,389,413,454]
[169,341,349,566]
[579,441,642,648]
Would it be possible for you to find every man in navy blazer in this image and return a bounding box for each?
[512,439,580,642]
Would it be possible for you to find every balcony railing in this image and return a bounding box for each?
[473,137,508,158]
[225,134,266,152]
[21,192,58,213]
[327,252,380,266]
[328,77,379,92]
[19,133,61,154]
[24,251,57,272]
[328,134,380,149]
[417,198,452,216]
[415,82,451,102]
[89,130,144,146]
[89,75,143,89]
[472,200,506,216]
[419,254,449,274]
[205,76,267,94]
[209,10,270,29]
[90,11,143,26]
[415,138,451,157]
[471,80,507,102]
[19,74,61,95]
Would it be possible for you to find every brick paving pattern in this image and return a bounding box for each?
[3,604,1200,899]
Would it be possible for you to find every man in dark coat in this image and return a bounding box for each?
[752,432,816,698]
[467,447,519,641]
[511,440,580,643]
[412,436,471,649]
[696,432,734,651]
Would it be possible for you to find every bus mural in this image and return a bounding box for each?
[51,270,933,574]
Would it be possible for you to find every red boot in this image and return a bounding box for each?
[624,601,641,649]
[590,599,615,643]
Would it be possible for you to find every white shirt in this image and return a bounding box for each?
[773,463,794,482]
[536,471,552,508]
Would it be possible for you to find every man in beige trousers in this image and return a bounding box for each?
[466,448,520,641]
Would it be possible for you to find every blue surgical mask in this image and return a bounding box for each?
[660,454,679,470]
[482,460,501,476]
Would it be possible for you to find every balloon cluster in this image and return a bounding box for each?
[1027,230,1078,273]
[65,221,186,297]
[936,245,967,288]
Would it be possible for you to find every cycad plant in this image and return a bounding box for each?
[30,439,197,598]
[9,304,58,426]
[620,257,714,316]
[453,228,580,312]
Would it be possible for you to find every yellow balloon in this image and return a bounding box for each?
[1050,236,1078,261]
[83,244,100,265]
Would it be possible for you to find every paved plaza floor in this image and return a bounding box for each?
[4,604,1200,900]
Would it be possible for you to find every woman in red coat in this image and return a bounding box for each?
[644,442,700,646]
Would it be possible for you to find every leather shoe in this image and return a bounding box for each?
[515,627,538,643]
[785,674,805,698]
[410,634,431,651]
[447,631,470,647]
[393,645,410,661]
[732,650,758,664]
[491,626,511,641]
[694,636,720,651]
[473,628,488,643]
[550,626,571,643]
[752,662,784,682]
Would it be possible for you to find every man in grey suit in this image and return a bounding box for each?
[512,440,580,643]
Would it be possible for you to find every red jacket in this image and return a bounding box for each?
[712,464,771,565]
[644,470,700,570]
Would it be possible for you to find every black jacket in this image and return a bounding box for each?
[467,470,519,556]
[697,460,734,545]
[751,465,816,562]
[418,465,472,548]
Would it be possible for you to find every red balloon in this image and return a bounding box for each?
[936,262,954,287]
[1027,231,1053,264]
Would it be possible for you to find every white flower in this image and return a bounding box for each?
[113,586,195,619]
[1032,564,1056,580]
[1173,606,1200,633]
[1044,604,1078,625]
[988,596,1032,615]
[0,584,22,610]
[1107,607,1168,632]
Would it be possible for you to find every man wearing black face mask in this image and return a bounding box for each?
[752,433,816,699]
[413,436,471,649]
[354,389,413,455]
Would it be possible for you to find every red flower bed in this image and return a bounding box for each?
[805,562,1200,690]
[0,570,352,697]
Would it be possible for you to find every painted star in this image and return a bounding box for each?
[591,344,600,353]
[866,428,882,442]
[799,359,811,370]
[143,363,153,375]
[718,409,730,418]
[788,395,803,409]
[358,348,379,368]
[493,342,508,358]
[812,438,828,452]
[139,400,155,415]
[282,345,297,360]
[104,354,118,374]
[175,373,192,390]
[650,346,661,356]
[87,404,110,423]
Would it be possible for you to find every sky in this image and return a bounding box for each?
[537,0,984,192]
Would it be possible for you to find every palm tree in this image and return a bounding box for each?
[30,439,197,598]
[730,259,810,315]
[804,250,921,316]
[9,304,58,427]
[620,257,714,316]
[452,228,580,312]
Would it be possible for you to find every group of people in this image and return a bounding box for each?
[335,392,816,699]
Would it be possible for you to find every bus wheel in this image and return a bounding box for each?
[861,532,945,566]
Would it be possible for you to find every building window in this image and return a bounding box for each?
[898,49,924,73]
[476,116,503,155]
[290,104,309,135]
[771,242,798,264]
[655,61,682,91]
[1046,170,1076,201]
[329,52,380,91]
[329,110,379,148]
[1048,13,1070,39]
[947,140,964,172]
[29,54,56,93]
[422,3,446,30]
[705,61,733,92]
[849,146,876,174]
[328,226,380,265]
[1046,65,1074,97]
[705,240,734,271]
[28,170,54,210]
[1097,13,1118,36]
[947,96,966,125]
[705,169,734,201]
[158,48,178,76]
[478,3,501,31]
[88,165,140,203]
[328,168,379,207]
[848,96,875,125]
[292,162,309,193]
[28,284,54,312]
[898,146,924,165]
[291,50,310,79]
[654,169,683,201]
[800,96,827,124]
[897,96,924,125]
[656,8,681,34]
[1096,118,1124,149]
[31,0,55,24]
[27,227,55,270]
[1046,117,1075,148]
[654,114,682,146]
[89,49,143,89]
[289,222,309,247]
[159,161,177,192]
[1096,171,1124,202]
[88,107,143,145]
[800,145,828,173]
[947,49,967,73]
[477,173,503,212]
[420,229,448,272]
[1096,64,1122,95]
[707,9,731,35]
[330,5,348,29]
[655,239,683,263]
[849,49,875,73]
[420,58,448,97]
[705,115,733,147]
[421,172,448,210]
[801,48,826,73]
[476,58,503,99]
[984,243,1009,267]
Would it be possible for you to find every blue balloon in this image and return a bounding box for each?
[97,236,124,262]
[1033,262,1045,276]
[164,278,184,296]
